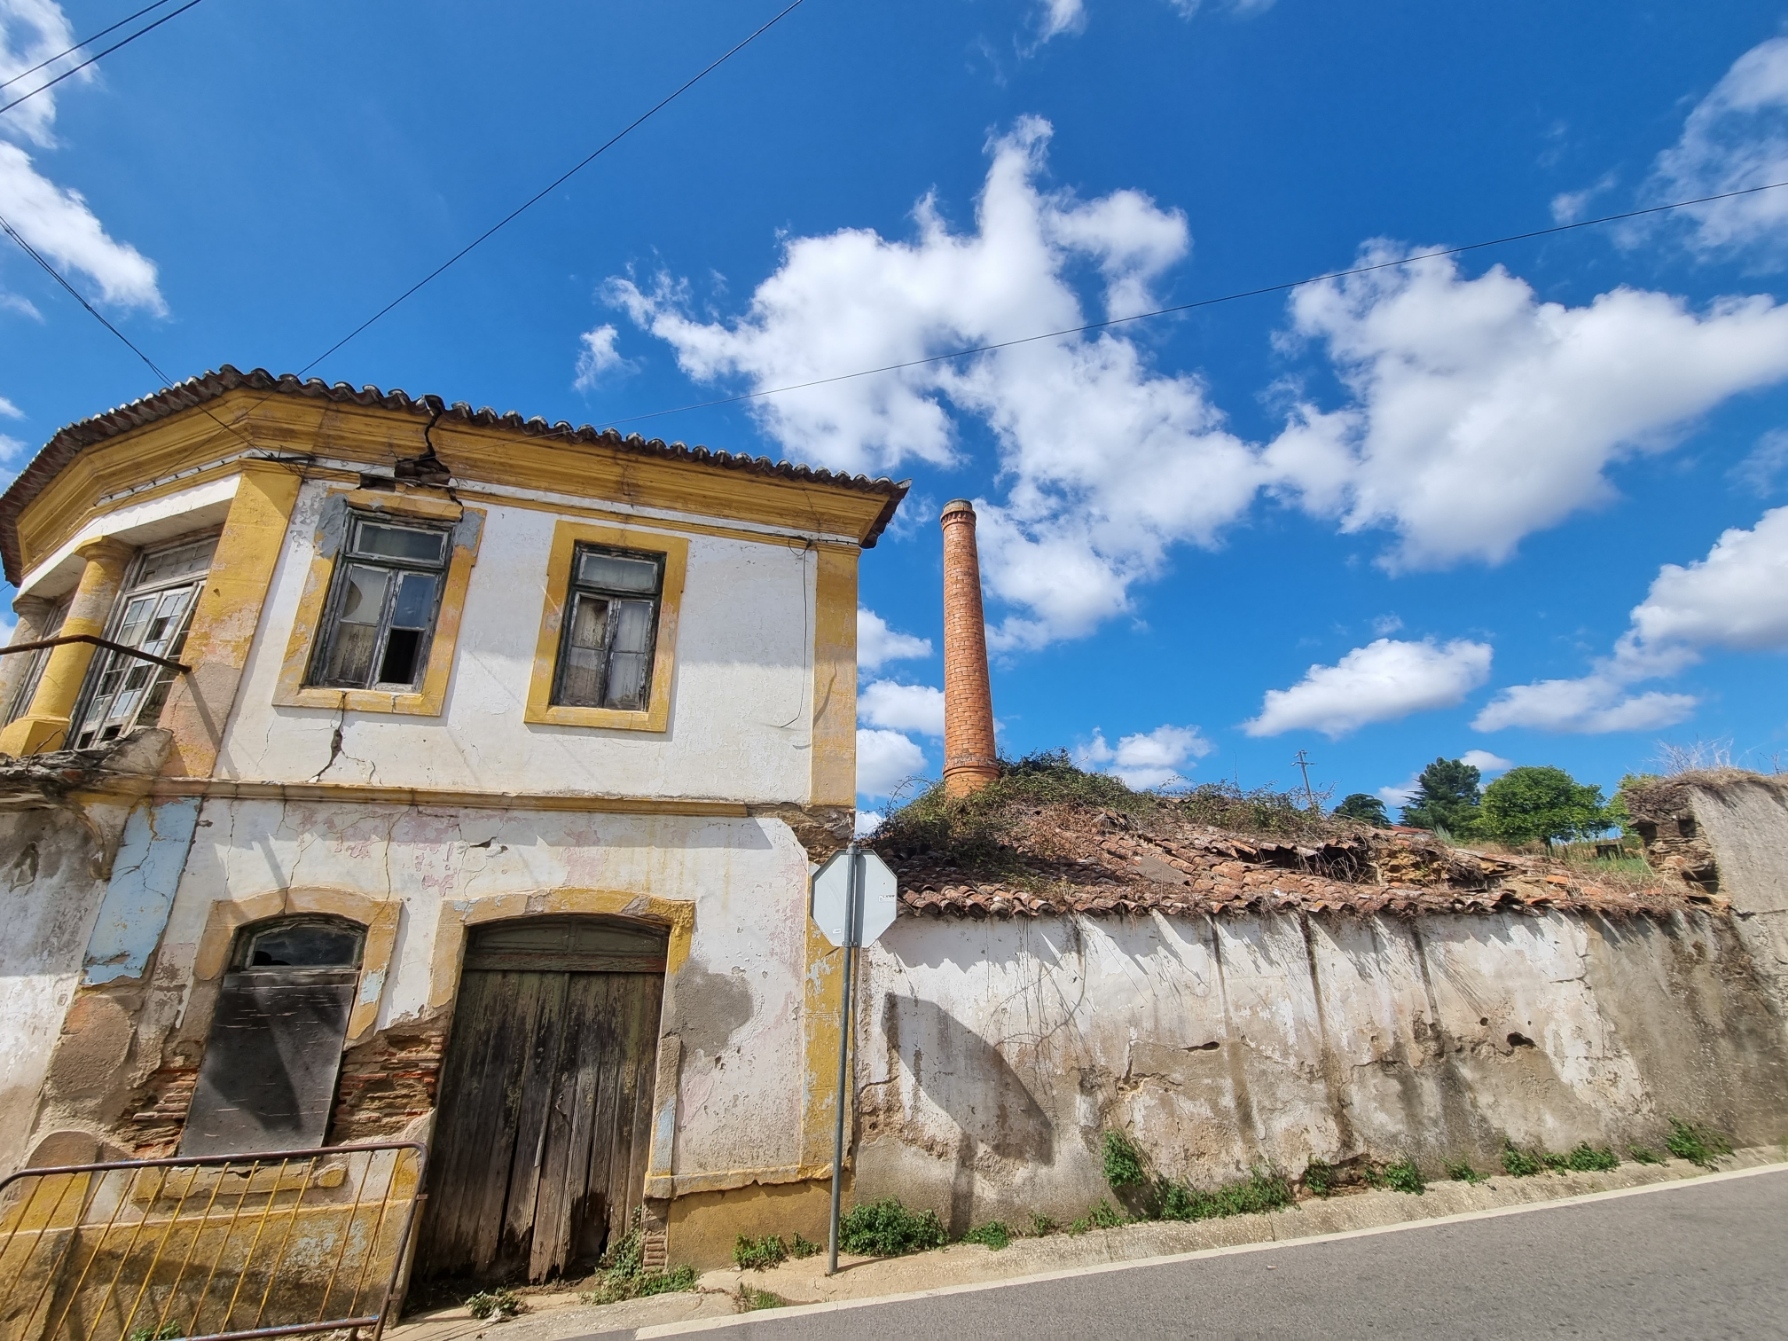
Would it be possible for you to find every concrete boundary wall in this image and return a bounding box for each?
[855,908,1788,1234]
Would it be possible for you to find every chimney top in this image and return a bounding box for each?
[941,499,975,518]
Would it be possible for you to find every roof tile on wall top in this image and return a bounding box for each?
[0,366,910,581]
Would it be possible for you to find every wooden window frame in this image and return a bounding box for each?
[306,514,452,693]
[274,490,484,718]
[525,521,687,733]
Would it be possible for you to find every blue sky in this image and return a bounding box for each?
[4,0,1788,815]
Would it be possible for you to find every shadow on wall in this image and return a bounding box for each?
[880,994,1054,1235]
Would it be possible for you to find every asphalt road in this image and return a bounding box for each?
[647,1168,1788,1339]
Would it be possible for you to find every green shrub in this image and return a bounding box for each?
[839,1199,946,1257]
[1563,1143,1619,1172]
[960,1221,1012,1250]
[466,1289,523,1320]
[1066,1215,1090,1235]
[1088,1199,1125,1228]
[1302,1160,1337,1198]
[580,1230,698,1305]
[1030,1212,1056,1237]
[1628,1145,1663,1165]
[789,1232,822,1259]
[737,1285,787,1312]
[1157,1169,1293,1222]
[1381,1159,1425,1195]
[1501,1143,1544,1178]
[1102,1130,1148,1189]
[733,1234,788,1270]
[1665,1118,1733,1169]
[1445,1161,1483,1184]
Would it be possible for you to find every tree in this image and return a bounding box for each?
[1478,766,1611,847]
[1400,758,1482,836]
[1333,793,1390,827]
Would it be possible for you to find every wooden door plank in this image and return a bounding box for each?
[622,975,668,1233]
[576,973,626,1264]
[610,975,665,1245]
[499,972,568,1278]
[530,972,603,1280]
[555,974,608,1274]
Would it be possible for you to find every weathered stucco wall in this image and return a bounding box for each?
[855,909,1788,1233]
[216,480,819,802]
[1687,775,1788,1012]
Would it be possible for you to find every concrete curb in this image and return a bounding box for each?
[632,1158,1788,1338]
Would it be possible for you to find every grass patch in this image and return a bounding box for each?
[127,1324,182,1341]
[1029,1212,1056,1237]
[1379,1158,1425,1195]
[1158,1169,1294,1222]
[579,1231,698,1305]
[839,1199,947,1257]
[732,1234,788,1271]
[959,1221,1012,1251]
[1445,1161,1484,1184]
[1301,1160,1337,1198]
[736,1285,788,1312]
[1501,1143,1545,1178]
[466,1289,524,1320]
[1089,1199,1125,1228]
[1665,1118,1733,1169]
[1103,1130,1148,1189]
[1628,1145,1663,1165]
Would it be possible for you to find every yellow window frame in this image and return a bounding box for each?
[525,519,688,732]
[273,489,484,717]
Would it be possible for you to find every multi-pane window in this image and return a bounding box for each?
[309,515,450,691]
[2,596,68,726]
[552,545,664,710]
[70,536,216,749]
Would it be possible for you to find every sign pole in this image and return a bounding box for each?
[825,841,862,1276]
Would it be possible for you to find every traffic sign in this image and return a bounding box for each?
[810,847,898,948]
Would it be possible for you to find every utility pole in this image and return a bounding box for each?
[1293,749,1318,812]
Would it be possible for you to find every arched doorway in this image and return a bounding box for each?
[416,916,668,1285]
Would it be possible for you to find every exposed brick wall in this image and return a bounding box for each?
[326,1025,446,1146]
[940,500,998,797]
[126,1061,199,1157]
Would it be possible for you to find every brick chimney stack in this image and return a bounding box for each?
[940,499,999,797]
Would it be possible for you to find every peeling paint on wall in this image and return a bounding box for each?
[82,798,202,985]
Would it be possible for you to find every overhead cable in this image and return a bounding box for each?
[0,0,184,93]
[0,0,207,120]
[605,178,1788,427]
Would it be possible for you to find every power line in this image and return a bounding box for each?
[605,177,1788,428]
[0,213,171,383]
[295,0,808,374]
[0,0,207,120]
[0,0,183,94]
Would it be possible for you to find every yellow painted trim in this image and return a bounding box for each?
[12,392,895,580]
[810,545,858,807]
[149,776,753,814]
[523,519,689,733]
[0,536,133,755]
[271,489,484,719]
[652,1164,838,1198]
[188,886,402,1046]
[158,463,302,778]
[799,923,852,1171]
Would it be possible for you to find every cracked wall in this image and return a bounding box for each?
[855,909,1788,1232]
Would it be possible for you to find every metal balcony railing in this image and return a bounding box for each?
[0,1143,427,1341]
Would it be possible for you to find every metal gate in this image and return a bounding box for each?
[0,1143,426,1341]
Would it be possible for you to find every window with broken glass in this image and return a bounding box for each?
[552,544,665,710]
[308,515,452,692]
[68,535,217,750]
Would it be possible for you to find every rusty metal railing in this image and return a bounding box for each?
[0,1144,426,1341]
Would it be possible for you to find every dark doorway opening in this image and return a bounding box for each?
[415,916,668,1285]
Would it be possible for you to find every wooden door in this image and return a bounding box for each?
[417,918,667,1284]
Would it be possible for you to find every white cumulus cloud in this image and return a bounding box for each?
[856,727,926,799]
[857,607,931,671]
[1476,505,1788,733]
[859,679,944,737]
[573,323,628,390]
[1646,34,1788,262]
[610,118,1264,650]
[1246,637,1493,739]
[1076,723,1211,790]
[1459,749,1512,775]
[1267,247,1788,569]
[0,0,80,147]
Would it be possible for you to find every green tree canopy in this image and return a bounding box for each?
[1333,793,1390,827]
[1400,758,1482,835]
[1478,766,1611,846]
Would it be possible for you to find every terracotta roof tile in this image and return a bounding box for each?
[0,365,910,583]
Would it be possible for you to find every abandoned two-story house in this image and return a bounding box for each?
[0,366,905,1276]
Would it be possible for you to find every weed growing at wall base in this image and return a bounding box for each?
[1665,1118,1733,1169]
[736,1285,789,1312]
[1628,1145,1663,1165]
[733,1235,788,1270]
[1377,1159,1426,1195]
[1301,1160,1337,1197]
[960,1221,1012,1250]
[579,1231,698,1304]
[1501,1143,1544,1178]
[466,1289,523,1320]
[1102,1130,1148,1188]
[1158,1170,1293,1221]
[1446,1161,1485,1184]
[839,1199,947,1256]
